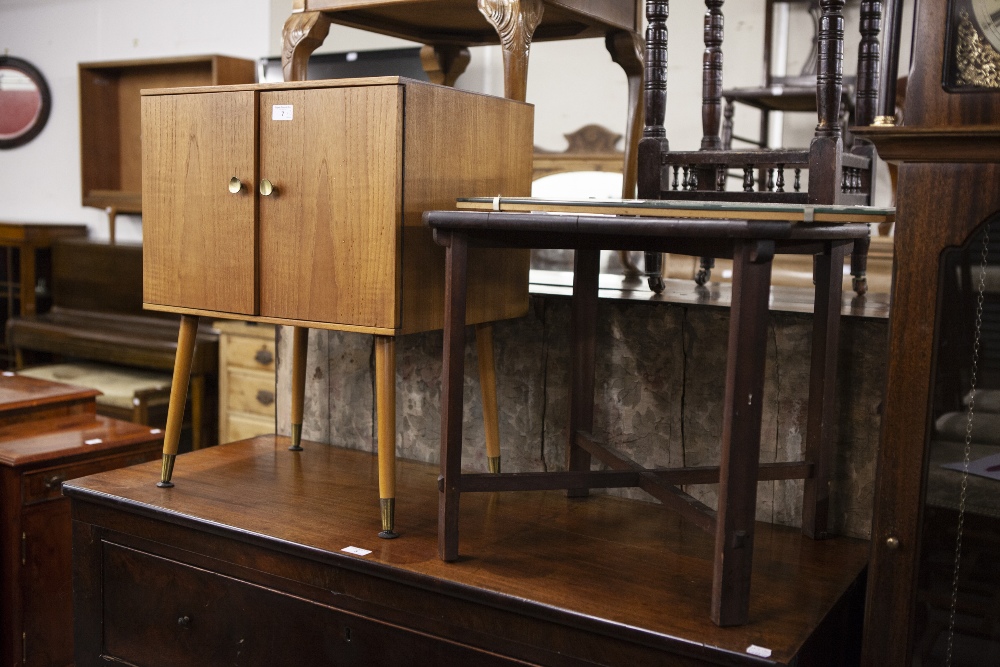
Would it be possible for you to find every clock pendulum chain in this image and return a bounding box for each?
[945,221,992,667]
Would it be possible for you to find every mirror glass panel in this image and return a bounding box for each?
[0,57,51,149]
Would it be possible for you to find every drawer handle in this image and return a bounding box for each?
[254,348,274,366]
[44,474,65,490]
[178,615,192,629]
[256,390,275,407]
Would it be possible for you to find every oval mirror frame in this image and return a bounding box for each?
[0,56,52,149]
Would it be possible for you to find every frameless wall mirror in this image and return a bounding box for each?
[0,56,51,149]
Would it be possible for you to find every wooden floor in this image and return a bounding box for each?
[68,436,870,666]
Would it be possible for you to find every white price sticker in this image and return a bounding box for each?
[341,546,372,557]
[272,104,293,121]
[746,645,772,658]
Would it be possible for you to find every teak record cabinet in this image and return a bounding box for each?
[141,77,533,536]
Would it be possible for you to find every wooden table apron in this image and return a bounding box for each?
[426,209,870,627]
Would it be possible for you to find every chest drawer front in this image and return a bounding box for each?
[224,333,276,371]
[22,447,161,505]
[102,542,523,666]
[226,368,277,417]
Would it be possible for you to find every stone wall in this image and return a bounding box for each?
[276,295,886,539]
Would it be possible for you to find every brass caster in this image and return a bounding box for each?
[157,454,176,488]
[695,268,712,286]
[647,275,665,293]
[379,498,399,539]
[488,456,501,474]
[288,423,303,451]
[852,275,868,297]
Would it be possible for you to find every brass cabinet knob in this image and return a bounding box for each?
[228,177,243,194]
[259,179,275,196]
[886,536,900,550]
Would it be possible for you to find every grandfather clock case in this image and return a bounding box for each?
[857,0,1000,664]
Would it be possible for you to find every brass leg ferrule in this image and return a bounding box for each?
[157,454,176,488]
[488,456,501,474]
[289,423,303,451]
[379,498,399,539]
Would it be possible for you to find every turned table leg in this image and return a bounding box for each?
[375,336,399,539]
[478,0,544,102]
[289,327,308,451]
[711,239,774,627]
[476,323,502,473]
[158,315,200,488]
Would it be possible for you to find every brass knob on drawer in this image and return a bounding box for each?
[228,177,243,194]
[886,536,900,550]
[259,179,275,196]
[254,348,274,366]
[256,390,275,407]
[177,615,192,629]
[44,474,65,489]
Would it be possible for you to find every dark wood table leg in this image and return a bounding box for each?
[567,248,600,498]
[158,315,200,488]
[288,327,309,451]
[711,239,774,627]
[440,231,469,561]
[802,242,848,539]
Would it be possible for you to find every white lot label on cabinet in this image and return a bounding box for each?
[272,104,294,121]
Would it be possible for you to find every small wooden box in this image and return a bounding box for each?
[141,77,534,335]
[79,55,255,214]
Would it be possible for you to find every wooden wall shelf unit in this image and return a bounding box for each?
[67,437,869,667]
[0,374,162,666]
[79,55,255,233]
[142,77,533,537]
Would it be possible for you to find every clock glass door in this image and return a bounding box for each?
[257,85,402,329]
[911,219,1000,665]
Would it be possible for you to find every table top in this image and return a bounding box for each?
[456,196,896,224]
[0,373,100,416]
[65,436,870,665]
[297,0,637,44]
[0,222,87,245]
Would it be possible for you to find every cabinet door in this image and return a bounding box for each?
[258,86,402,329]
[21,501,73,667]
[142,91,257,315]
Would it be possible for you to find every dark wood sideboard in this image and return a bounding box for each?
[0,374,163,667]
[67,437,869,666]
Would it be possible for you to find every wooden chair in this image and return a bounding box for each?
[640,0,882,294]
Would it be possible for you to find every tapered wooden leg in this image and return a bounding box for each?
[375,335,399,539]
[567,247,600,498]
[478,0,544,102]
[802,242,848,539]
[711,240,774,627]
[289,327,308,451]
[158,315,199,488]
[281,10,331,82]
[440,232,469,561]
[419,44,471,87]
[475,323,502,473]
